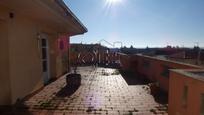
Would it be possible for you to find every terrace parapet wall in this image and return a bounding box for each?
[169,69,204,115]
[119,54,202,92]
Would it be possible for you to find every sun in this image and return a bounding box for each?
[105,0,122,5]
[103,0,124,15]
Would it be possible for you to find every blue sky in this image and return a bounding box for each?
[64,0,204,48]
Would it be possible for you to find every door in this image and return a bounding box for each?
[40,35,50,85]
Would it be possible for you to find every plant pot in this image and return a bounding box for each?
[66,73,81,86]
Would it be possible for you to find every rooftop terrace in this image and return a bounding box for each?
[1,67,168,115]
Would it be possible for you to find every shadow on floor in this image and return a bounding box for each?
[56,85,80,97]
[119,69,168,105]
[153,91,168,105]
[119,70,151,85]
[0,102,33,115]
[150,86,168,104]
[56,73,81,97]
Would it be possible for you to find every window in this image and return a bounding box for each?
[41,39,47,47]
[42,48,47,59]
[182,85,188,107]
[42,61,47,72]
[161,65,171,78]
[200,94,204,115]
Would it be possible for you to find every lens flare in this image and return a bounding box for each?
[103,0,125,18]
[105,0,122,4]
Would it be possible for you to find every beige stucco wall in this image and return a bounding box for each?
[0,5,71,105]
[56,53,68,77]
[0,10,63,104]
[0,19,11,105]
[8,14,44,104]
[48,35,69,79]
[48,36,57,79]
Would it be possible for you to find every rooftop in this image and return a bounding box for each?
[1,67,168,115]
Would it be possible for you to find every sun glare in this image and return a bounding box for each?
[105,0,122,5]
[103,0,124,16]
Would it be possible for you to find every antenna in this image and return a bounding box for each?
[113,41,123,48]
[195,42,201,65]
[98,39,114,47]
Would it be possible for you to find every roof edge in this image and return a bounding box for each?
[55,0,88,33]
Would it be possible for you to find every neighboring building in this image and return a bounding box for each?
[124,46,204,67]
[155,46,183,56]
[120,47,156,55]
[168,49,204,66]
[0,0,87,105]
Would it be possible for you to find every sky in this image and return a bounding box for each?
[64,0,204,48]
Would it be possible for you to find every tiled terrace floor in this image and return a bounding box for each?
[4,67,168,115]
